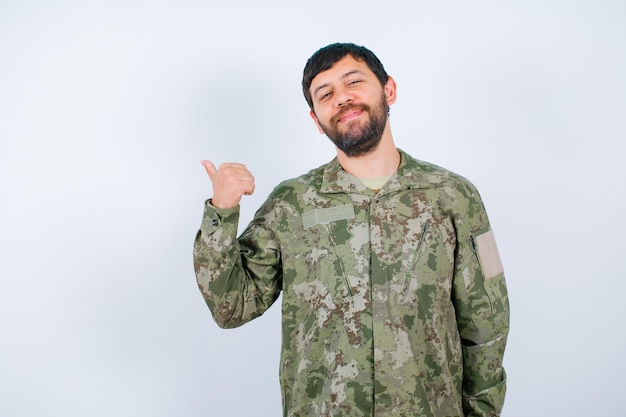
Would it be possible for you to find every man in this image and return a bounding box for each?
[194,43,509,417]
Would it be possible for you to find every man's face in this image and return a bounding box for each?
[309,55,395,157]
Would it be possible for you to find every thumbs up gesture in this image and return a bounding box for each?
[201,160,255,209]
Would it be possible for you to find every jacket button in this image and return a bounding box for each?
[211,219,219,226]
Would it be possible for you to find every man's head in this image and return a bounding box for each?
[302,43,389,111]
[302,43,396,157]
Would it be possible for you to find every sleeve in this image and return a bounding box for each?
[450,181,510,417]
[193,198,283,329]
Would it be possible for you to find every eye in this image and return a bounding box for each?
[318,91,332,102]
[347,79,362,86]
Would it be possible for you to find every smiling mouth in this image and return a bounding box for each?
[338,110,362,124]
[336,106,365,124]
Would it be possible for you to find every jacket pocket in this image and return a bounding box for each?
[322,223,353,296]
[403,222,429,293]
[469,230,507,314]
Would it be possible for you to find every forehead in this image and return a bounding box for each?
[309,55,374,90]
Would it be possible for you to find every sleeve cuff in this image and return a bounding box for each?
[201,200,240,236]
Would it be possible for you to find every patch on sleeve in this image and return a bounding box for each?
[302,204,355,229]
[474,230,504,279]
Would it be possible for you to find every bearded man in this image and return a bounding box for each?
[194,43,510,417]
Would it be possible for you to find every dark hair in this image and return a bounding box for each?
[302,43,389,110]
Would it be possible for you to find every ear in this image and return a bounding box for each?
[309,110,325,134]
[384,76,397,106]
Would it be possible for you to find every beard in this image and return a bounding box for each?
[318,93,389,157]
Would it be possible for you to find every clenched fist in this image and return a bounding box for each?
[201,160,255,209]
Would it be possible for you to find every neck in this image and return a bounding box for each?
[336,123,400,178]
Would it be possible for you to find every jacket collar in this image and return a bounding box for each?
[320,149,436,195]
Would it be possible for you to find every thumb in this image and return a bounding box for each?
[201,160,217,181]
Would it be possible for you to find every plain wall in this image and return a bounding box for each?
[1,1,624,415]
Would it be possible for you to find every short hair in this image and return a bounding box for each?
[302,43,389,110]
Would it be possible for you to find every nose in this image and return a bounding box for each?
[337,97,352,107]
[335,87,353,107]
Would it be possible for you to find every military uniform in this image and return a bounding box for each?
[194,149,509,417]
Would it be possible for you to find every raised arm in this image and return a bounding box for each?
[194,160,282,329]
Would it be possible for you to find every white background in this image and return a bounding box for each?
[1,1,624,416]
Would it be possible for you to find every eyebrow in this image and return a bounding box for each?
[312,69,367,99]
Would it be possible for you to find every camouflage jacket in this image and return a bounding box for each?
[194,149,509,417]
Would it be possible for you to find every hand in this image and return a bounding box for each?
[201,160,255,209]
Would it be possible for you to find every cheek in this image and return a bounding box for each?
[310,110,327,133]
[315,119,326,134]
